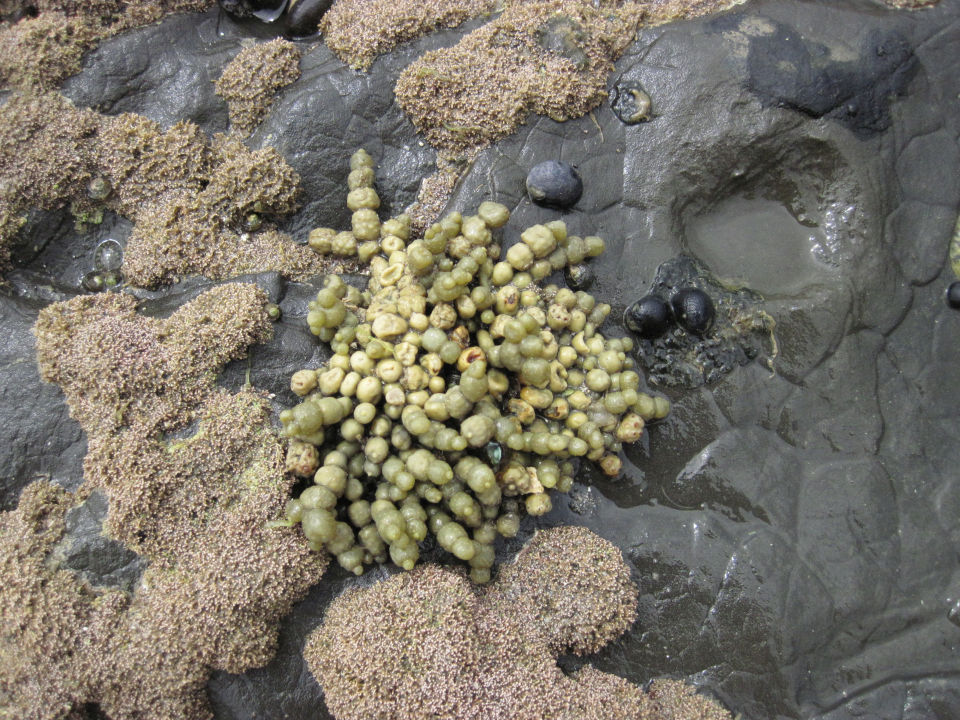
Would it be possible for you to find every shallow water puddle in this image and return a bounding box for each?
[685,197,835,296]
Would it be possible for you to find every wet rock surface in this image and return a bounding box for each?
[2,1,960,719]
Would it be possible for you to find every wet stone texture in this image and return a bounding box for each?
[2,1,960,719]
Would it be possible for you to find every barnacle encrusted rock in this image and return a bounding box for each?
[305,526,732,720]
[215,38,302,137]
[0,284,327,719]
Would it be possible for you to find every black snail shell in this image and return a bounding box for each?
[526,160,583,210]
[947,281,960,309]
[624,295,671,338]
[670,287,715,335]
[219,0,288,22]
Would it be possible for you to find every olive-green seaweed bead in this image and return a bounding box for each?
[300,485,338,511]
[653,395,671,419]
[525,492,553,516]
[347,187,380,211]
[285,498,304,523]
[302,509,337,543]
[315,465,347,495]
[477,201,510,228]
[348,500,372,527]
[496,512,520,537]
[337,546,366,575]
[439,340,461,365]
[347,166,374,190]
[344,476,365,501]
[561,237,584,264]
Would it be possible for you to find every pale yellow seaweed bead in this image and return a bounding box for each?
[477,200,510,228]
[331,230,358,256]
[290,369,318,396]
[372,312,408,340]
[506,242,534,270]
[350,148,374,170]
[352,208,380,241]
[461,215,491,245]
[357,241,379,262]
[521,224,557,259]
[616,412,644,442]
[381,215,410,240]
[545,219,567,243]
[308,227,335,254]
[347,187,380,211]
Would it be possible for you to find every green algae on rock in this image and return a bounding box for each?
[305,525,733,720]
[277,150,670,580]
[215,38,302,137]
[0,283,328,719]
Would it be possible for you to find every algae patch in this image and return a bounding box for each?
[0,284,326,719]
[306,525,733,720]
[215,38,302,138]
[0,91,330,285]
[0,1,215,92]
[320,0,497,72]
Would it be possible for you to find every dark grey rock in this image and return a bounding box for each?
[743,21,917,137]
[0,293,86,508]
[56,491,146,593]
[285,0,334,39]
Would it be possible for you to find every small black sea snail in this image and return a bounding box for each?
[670,287,715,335]
[624,295,670,338]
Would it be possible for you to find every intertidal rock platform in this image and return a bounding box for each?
[1,0,960,719]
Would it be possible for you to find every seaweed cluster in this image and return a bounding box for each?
[214,37,301,137]
[0,1,214,92]
[0,284,326,719]
[0,90,325,283]
[277,150,669,580]
[306,525,733,720]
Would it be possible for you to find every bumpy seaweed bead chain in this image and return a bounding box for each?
[274,150,670,581]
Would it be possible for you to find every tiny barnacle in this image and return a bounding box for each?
[610,81,653,125]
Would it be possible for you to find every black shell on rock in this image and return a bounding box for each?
[624,295,671,338]
[947,281,960,309]
[286,0,334,38]
[218,0,288,22]
[526,161,583,210]
[564,263,593,290]
[670,287,715,335]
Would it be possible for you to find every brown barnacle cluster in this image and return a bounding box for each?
[276,149,670,581]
